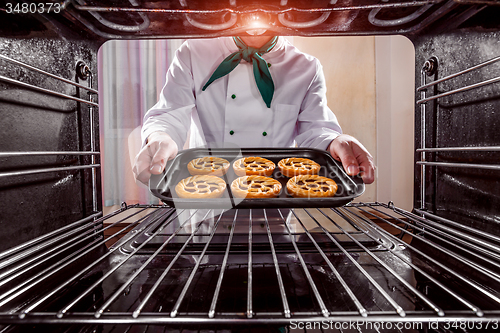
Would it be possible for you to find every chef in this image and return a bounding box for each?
[133,35,375,185]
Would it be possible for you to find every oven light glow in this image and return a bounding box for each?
[244,12,269,35]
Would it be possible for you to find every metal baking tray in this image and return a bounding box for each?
[149,147,365,208]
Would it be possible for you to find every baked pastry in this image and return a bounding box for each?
[231,176,282,199]
[187,156,230,176]
[278,158,320,177]
[232,157,275,176]
[286,175,337,198]
[175,175,226,199]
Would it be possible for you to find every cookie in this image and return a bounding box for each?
[175,175,227,199]
[286,175,337,198]
[233,157,275,176]
[278,157,320,177]
[187,156,230,176]
[231,175,282,199]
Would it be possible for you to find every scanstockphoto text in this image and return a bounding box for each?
[289,319,499,331]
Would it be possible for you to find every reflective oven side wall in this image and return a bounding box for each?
[0,19,104,252]
[412,24,500,236]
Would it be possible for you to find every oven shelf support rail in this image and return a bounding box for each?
[0,55,101,215]
[0,164,101,178]
[417,74,500,104]
[0,74,98,107]
[416,54,500,211]
[416,54,500,94]
[418,58,433,210]
[0,54,98,94]
[0,152,100,157]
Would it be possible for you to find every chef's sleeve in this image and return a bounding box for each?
[295,61,342,150]
[141,41,196,149]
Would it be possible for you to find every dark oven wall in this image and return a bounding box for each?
[412,24,500,237]
[0,15,103,252]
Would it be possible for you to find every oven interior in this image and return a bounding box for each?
[0,0,499,332]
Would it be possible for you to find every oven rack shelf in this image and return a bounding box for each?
[0,202,499,328]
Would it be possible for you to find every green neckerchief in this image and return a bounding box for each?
[202,36,278,108]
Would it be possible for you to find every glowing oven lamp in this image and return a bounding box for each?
[243,11,270,35]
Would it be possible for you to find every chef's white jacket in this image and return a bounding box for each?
[141,36,342,150]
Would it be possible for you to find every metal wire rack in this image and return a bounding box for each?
[0,202,499,331]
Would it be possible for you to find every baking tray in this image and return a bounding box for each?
[149,147,365,208]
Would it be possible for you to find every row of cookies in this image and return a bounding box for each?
[175,156,338,199]
[187,156,321,177]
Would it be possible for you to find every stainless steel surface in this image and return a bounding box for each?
[0,152,100,157]
[68,0,439,15]
[0,2,499,332]
[0,203,499,326]
[416,161,500,171]
[417,146,500,152]
[0,54,98,94]
[417,55,500,92]
[414,209,500,244]
[0,164,101,178]
[0,75,99,107]
[359,205,500,306]
[419,65,427,210]
[416,52,500,212]
[88,71,98,214]
[417,75,500,104]
[0,212,102,262]
[416,50,500,105]
[58,0,477,39]
[73,0,151,32]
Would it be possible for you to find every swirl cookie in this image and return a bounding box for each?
[187,156,230,176]
[286,175,337,198]
[231,176,282,199]
[233,157,275,176]
[278,157,320,177]
[175,175,226,199]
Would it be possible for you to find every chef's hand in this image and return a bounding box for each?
[133,131,178,186]
[328,134,375,184]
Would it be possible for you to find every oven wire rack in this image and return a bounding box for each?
[0,202,499,328]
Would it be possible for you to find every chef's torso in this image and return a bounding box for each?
[188,37,314,148]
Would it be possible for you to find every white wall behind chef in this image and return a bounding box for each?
[292,36,415,210]
[293,36,377,203]
[374,36,415,211]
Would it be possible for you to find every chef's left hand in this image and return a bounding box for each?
[328,134,375,184]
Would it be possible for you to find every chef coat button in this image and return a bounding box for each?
[231,94,236,99]
[230,130,234,135]
[262,131,267,136]
[267,63,272,68]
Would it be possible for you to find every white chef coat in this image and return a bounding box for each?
[141,36,342,150]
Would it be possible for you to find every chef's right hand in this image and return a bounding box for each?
[133,131,178,186]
